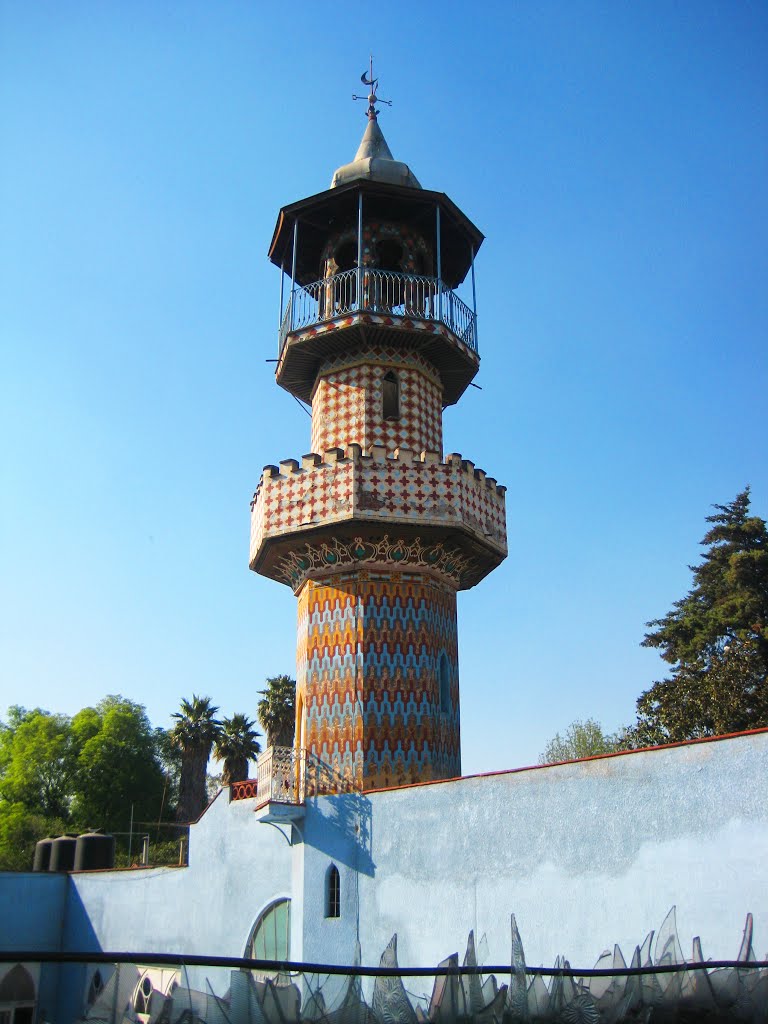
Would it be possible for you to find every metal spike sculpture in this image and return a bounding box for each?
[76,908,768,1022]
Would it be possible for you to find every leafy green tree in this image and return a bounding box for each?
[0,802,66,871]
[171,695,221,822]
[257,676,296,748]
[0,698,175,868]
[635,488,768,743]
[71,696,167,834]
[0,708,75,819]
[539,718,621,764]
[213,714,261,785]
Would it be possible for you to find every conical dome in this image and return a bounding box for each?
[331,116,421,190]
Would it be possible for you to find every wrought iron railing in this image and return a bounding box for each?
[279,269,478,354]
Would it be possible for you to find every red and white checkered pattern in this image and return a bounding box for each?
[354,457,506,545]
[311,348,443,456]
[250,448,507,569]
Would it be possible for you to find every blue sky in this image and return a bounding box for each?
[1,2,766,773]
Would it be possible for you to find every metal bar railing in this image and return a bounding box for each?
[8,951,767,977]
[277,269,478,355]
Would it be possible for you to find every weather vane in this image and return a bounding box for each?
[352,56,392,120]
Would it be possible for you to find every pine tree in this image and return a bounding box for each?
[635,488,768,743]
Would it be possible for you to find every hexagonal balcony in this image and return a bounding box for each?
[277,267,479,407]
[249,444,507,593]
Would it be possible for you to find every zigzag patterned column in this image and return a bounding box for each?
[297,572,459,790]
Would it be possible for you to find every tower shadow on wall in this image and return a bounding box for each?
[303,788,375,877]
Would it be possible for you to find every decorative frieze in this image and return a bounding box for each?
[273,534,478,592]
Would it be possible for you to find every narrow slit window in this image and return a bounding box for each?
[382,372,400,421]
[439,652,451,714]
[326,864,340,918]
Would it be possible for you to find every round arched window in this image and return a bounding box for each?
[376,238,404,272]
[0,964,36,1024]
[246,898,291,963]
[325,864,340,919]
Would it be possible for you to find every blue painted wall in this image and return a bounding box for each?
[0,872,67,951]
[343,731,768,973]
[2,730,767,1019]
[69,791,292,960]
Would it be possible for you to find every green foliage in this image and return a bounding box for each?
[171,695,221,754]
[0,801,66,871]
[257,675,296,748]
[147,837,185,867]
[635,489,768,743]
[0,696,175,869]
[72,696,167,834]
[213,713,261,785]
[0,708,75,819]
[539,718,622,764]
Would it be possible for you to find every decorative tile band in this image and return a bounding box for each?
[287,310,479,362]
[274,534,476,592]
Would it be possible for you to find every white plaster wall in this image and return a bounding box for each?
[340,733,768,973]
[69,791,292,961]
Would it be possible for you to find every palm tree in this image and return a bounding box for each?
[171,695,221,822]
[213,714,262,785]
[257,675,296,748]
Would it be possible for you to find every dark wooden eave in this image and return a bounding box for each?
[268,180,484,289]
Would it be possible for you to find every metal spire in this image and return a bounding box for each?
[352,56,392,120]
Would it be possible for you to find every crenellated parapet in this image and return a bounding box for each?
[250,443,507,591]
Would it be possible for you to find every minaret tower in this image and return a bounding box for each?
[251,70,507,791]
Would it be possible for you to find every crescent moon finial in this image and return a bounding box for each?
[352,57,392,120]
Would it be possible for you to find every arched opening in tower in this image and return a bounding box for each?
[382,371,400,421]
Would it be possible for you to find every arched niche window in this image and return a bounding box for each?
[439,652,451,714]
[377,238,404,273]
[325,864,340,919]
[382,371,400,421]
[334,240,357,273]
[133,975,154,1017]
[246,898,291,965]
[87,969,104,1007]
[0,964,36,1024]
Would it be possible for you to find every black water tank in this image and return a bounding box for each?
[49,834,77,872]
[74,830,116,871]
[33,837,54,871]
